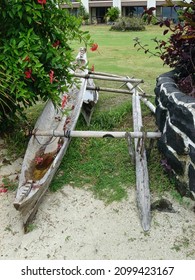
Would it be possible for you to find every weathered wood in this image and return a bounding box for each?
[140,96,156,114]
[126,78,156,113]
[86,86,153,97]
[31,130,161,139]
[74,73,143,83]
[132,90,151,231]
[82,77,99,126]
[88,71,122,78]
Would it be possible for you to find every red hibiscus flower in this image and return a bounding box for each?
[61,94,67,109]
[24,69,32,79]
[53,40,60,48]
[24,56,30,62]
[90,43,98,52]
[49,70,54,84]
[37,0,46,4]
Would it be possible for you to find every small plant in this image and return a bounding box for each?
[0,177,17,192]
[25,223,37,233]
[134,0,195,97]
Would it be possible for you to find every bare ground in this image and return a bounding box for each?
[0,138,195,260]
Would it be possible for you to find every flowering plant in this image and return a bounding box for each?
[134,0,195,97]
[0,0,91,130]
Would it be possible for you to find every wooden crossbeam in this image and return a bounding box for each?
[73,73,143,83]
[86,86,153,97]
[88,71,121,78]
[31,130,161,139]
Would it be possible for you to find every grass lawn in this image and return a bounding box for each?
[72,25,170,94]
[5,24,177,203]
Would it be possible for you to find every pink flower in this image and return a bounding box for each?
[37,0,46,4]
[0,187,8,193]
[49,70,54,84]
[90,43,98,52]
[35,157,44,165]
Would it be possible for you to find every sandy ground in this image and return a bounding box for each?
[0,138,195,260]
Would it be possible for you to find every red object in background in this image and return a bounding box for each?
[90,43,98,52]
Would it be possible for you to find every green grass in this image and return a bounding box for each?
[4,25,176,203]
[72,25,170,94]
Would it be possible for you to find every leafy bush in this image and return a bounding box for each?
[110,17,145,32]
[134,0,195,97]
[0,0,91,130]
[106,7,120,22]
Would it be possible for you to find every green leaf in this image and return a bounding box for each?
[18,41,25,48]
[27,16,32,24]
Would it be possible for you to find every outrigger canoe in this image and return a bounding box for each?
[14,48,98,229]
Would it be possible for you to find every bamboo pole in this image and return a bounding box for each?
[132,90,151,232]
[88,71,122,78]
[31,130,161,139]
[73,73,143,83]
[86,86,153,97]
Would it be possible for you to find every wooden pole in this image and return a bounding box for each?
[132,90,151,231]
[88,71,122,78]
[126,78,156,113]
[31,130,161,139]
[73,73,143,84]
[86,86,153,97]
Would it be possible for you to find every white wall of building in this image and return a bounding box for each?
[113,0,122,14]
[82,0,89,13]
[147,0,156,9]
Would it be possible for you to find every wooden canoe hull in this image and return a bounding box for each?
[13,48,94,228]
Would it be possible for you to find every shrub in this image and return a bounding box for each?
[0,0,91,130]
[134,0,195,97]
[106,7,120,22]
[110,16,145,32]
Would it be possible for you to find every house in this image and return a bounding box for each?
[61,0,182,23]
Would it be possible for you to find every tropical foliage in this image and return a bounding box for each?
[134,0,195,97]
[106,7,120,22]
[0,0,91,130]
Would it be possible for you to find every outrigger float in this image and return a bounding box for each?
[14,48,161,232]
